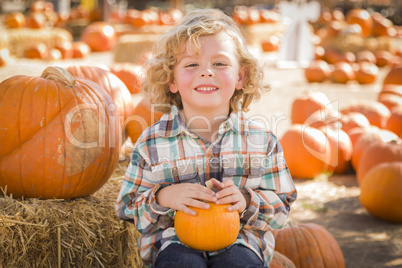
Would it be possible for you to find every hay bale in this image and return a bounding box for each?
[2,27,73,58]
[113,34,160,63]
[0,163,143,268]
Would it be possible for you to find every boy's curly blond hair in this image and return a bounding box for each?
[143,8,267,114]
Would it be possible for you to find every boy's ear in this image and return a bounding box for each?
[169,80,178,93]
[235,66,247,90]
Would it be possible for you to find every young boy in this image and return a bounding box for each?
[116,8,297,268]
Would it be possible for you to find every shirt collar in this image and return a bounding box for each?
[158,105,250,138]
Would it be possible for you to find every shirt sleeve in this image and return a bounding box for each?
[240,134,297,231]
[115,148,175,234]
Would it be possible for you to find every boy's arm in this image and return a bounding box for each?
[240,136,297,231]
[115,149,175,233]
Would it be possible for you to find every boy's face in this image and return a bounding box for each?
[169,31,246,115]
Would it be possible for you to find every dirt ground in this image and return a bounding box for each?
[1,49,401,268]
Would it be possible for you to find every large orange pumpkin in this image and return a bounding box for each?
[385,106,402,138]
[357,140,402,185]
[81,22,117,52]
[110,63,144,94]
[378,84,402,111]
[174,202,240,251]
[126,98,163,144]
[273,223,345,268]
[319,127,352,174]
[359,162,402,223]
[351,126,399,170]
[341,100,390,128]
[280,125,331,179]
[0,67,120,199]
[290,91,331,125]
[66,65,134,141]
[339,112,370,134]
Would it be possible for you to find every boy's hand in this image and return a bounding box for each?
[156,183,217,216]
[209,178,250,213]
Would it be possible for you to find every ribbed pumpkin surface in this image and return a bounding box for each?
[174,203,240,251]
[273,223,345,268]
[0,67,120,199]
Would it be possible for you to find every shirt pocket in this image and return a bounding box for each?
[222,153,274,190]
[150,158,199,184]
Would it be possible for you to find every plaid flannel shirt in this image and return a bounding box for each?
[116,105,297,267]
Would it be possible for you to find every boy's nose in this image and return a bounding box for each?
[200,68,214,77]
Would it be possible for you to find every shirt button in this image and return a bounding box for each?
[243,162,250,170]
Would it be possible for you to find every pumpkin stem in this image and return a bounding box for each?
[205,180,213,190]
[41,66,76,87]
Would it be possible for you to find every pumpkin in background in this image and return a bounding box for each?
[54,40,73,59]
[280,125,331,179]
[271,251,296,268]
[273,223,345,268]
[26,12,47,29]
[290,91,331,125]
[341,100,390,128]
[339,112,370,134]
[357,140,402,185]
[383,66,402,85]
[0,67,120,199]
[331,62,355,83]
[360,162,402,223]
[374,50,393,67]
[355,62,379,84]
[304,108,340,130]
[81,22,117,52]
[351,126,399,170]
[385,106,402,138]
[356,50,377,64]
[126,98,163,144]
[66,65,134,141]
[72,41,92,58]
[25,43,48,59]
[319,127,352,174]
[110,63,144,94]
[5,12,26,28]
[174,203,240,251]
[261,35,280,52]
[346,9,373,37]
[377,84,402,111]
[304,60,331,83]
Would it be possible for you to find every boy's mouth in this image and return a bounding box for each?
[195,87,219,92]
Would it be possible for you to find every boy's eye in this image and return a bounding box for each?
[185,63,198,67]
[214,62,226,66]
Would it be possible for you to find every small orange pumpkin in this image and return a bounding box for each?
[346,9,373,37]
[355,62,379,84]
[360,162,402,223]
[270,251,296,268]
[174,202,240,251]
[81,22,117,52]
[110,63,144,94]
[5,12,26,28]
[331,62,355,83]
[383,66,402,85]
[304,60,331,83]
